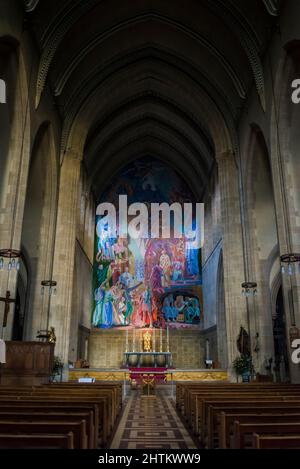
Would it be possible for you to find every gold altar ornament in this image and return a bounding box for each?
[143,330,152,352]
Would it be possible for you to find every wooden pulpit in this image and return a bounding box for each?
[0,341,54,386]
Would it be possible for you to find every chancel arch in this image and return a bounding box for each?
[2,6,300,453]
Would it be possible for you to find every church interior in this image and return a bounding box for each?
[0,0,300,451]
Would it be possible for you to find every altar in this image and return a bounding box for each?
[124,351,172,368]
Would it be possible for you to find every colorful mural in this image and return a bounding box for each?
[92,157,203,329]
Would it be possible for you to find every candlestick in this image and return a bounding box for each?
[160,327,163,352]
[206,339,210,360]
[153,327,156,352]
[166,326,169,352]
[125,329,129,353]
[132,328,136,352]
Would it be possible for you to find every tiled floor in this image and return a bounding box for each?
[110,388,197,449]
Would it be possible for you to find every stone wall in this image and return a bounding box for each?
[202,326,218,366]
[88,328,205,369]
[202,242,222,329]
[68,241,93,362]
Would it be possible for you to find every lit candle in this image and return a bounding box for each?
[153,327,155,352]
[167,326,169,352]
[160,328,163,352]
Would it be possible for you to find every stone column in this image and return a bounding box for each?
[270,131,300,383]
[0,79,30,340]
[50,150,81,369]
[216,151,248,379]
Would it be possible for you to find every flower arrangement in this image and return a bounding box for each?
[232,355,250,375]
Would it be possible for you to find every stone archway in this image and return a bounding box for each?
[243,125,278,373]
[0,37,18,202]
[21,123,58,340]
[269,40,300,382]
[0,36,31,340]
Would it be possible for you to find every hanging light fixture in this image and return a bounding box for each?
[241,282,258,297]
[0,249,21,271]
[41,280,57,296]
[40,280,57,334]
[280,253,300,276]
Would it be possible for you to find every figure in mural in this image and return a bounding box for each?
[149,264,164,294]
[185,297,201,323]
[110,283,126,326]
[174,295,187,313]
[141,287,153,327]
[159,249,172,287]
[162,294,177,322]
[171,239,185,267]
[134,258,144,282]
[119,266,134,288]
[113,238,129,272]
[96,259,112,286]
[96,221,115,260]
[92,157,203,330]
[172,261,184,282]
[92,280,113,328]
[110,261,121,285]
[122,282,143,325]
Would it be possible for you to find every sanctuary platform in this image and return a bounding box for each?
[68,368,228,382]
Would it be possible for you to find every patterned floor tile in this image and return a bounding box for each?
[110,388,197,449]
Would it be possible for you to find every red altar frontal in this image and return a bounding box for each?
[129,367,170,384]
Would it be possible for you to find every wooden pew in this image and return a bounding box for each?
[219,410,300,449]
[176,382,300,449]
[252,433,300,449]
[0,385,119,431]
[0,419,88,449]
[177,383,300,438]
[0,410,95,449]
[200,396,300,440]
[179,384,300,434]
[233,421,300,449]
[0,392,109,444]
[0,432,74,449]
[52,382,123,412]
[0,381,122,448]
[0,401,100,446]
[176,382,300,412]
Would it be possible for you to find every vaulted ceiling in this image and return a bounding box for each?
[24,0,281,200]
